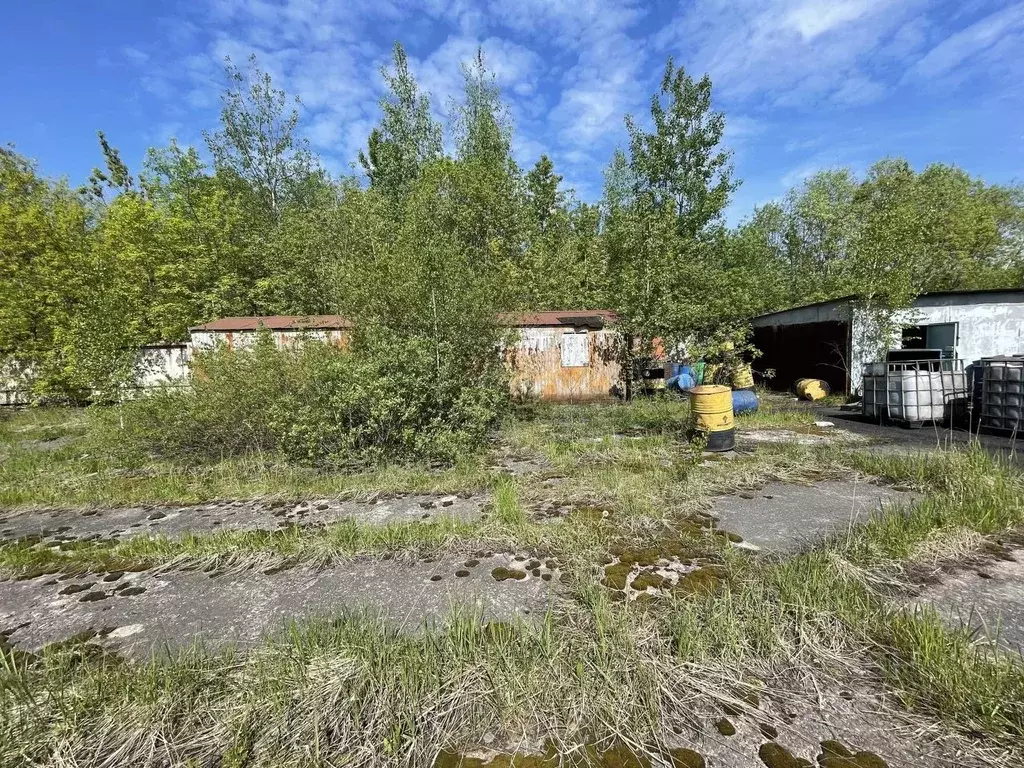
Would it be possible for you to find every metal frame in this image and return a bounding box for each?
[863,358,968,428]
[979,357,1024,435]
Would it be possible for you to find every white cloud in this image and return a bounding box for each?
[830,75,886,105]
[124,0,1024,203]
[657,0,926,107]
[723,115,764,144]
[413,34,543,115]
[122,46,150,66]
[904,2,1024,81]
[783,0,882,40]
[780,161,825,188]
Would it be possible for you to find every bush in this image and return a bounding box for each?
[98,328,508,467]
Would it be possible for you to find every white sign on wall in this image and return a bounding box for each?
[561,332,590,367]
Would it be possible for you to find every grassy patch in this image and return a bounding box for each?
[0,409,495,509]
[4,554,1023,766]
[821,448,1024,565]
[3,404,1024,765]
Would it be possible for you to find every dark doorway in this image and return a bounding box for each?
[752,321,850,394]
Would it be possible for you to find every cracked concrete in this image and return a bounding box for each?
[0,492,489,545]
[0,552,560,658]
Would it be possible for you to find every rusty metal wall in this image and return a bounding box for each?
[190,329,349,351]
[189,325,621,402]
[507,327,622,401]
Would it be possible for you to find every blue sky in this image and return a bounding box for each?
[2,0,1023,223]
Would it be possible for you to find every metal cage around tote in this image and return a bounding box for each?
[863,358,968,426]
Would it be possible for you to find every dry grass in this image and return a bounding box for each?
[2,404,1024,766]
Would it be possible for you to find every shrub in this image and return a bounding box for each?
[96,328,508,467]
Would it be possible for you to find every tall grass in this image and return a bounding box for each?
[2,406,1024,765]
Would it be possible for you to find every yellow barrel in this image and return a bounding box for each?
[731,364,754,391]
[702,363,721,385]
[689,385,735,452]
[795,378,830,401]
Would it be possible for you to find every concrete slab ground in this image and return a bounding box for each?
[736,427,871,449]
[681,678,987,768]
[912,549,1024,655]
[0,552,559,658]
[757,393,1023,464]
[710,480,918,554]
[0,492,489,545]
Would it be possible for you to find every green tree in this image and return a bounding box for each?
[525,155,563,233]
[605,56,743,391]
[912,164,1024,290]
[0,147,93,399]
[447,50,527,307]
[359,42,443,202]
[452,49,514,170]
[719,202,789,318]
[784,169,858,302]
[205,54,316,220]
[522,154,575,308]
[86,131,135,200]
[625,57,737,239]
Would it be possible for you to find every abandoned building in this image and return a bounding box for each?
[751,289,1024,394]
[137,310,622,402]
[189,315,353,350]
[499,311,621,401]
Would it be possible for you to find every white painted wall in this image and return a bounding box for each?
[189,328,347,350]
[134,345,190,389]
[850,293,1024,391]
[0,362,31,405]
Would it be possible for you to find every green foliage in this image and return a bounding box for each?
[103,330,506,466]
[727,160,1024,321]
[453,49,515,171]
[359,43,443,202]
[604,60,742,391]
[0,146,95,400]
[99,332,291,460]
[1,42,1021,409]
[204,53,318,220]
[626,57,737,239]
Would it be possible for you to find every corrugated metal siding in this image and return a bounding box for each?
[508,327,622,401]
[83,317,624,403]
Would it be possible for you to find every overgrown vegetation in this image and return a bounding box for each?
[2,46,1021,402]
[2,400,1024,765]
[97,328,507,466]
[2,33,1024,768]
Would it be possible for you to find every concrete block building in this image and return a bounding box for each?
[751,289,1024,394]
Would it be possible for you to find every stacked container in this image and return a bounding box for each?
[979,356,1024,432]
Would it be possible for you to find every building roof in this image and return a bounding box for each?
[498,310,619,328]
[190,315,353,332]
[191,311,619,333]
[752,288,1024,324]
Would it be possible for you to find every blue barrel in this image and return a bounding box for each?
[667,373,696,392]
[732,389,759,415]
